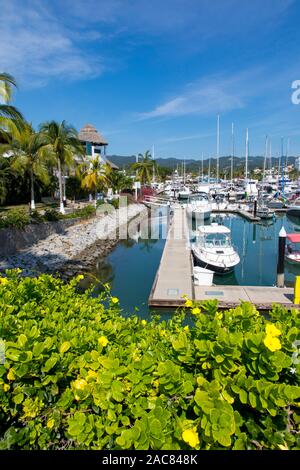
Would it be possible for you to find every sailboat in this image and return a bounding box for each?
[257,136,275,220]
[244,129,258,197]
[178,157,191,200]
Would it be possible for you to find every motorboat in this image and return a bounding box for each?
[178,186,191,200]
[285,233,300,265]
[186,194,211,221]
[192,224,240,274]
[256,206,275,220]
[287,198,300,217]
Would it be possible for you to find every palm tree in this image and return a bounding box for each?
[132,150,155,185]
[40,120,84,214]
[4,123,49,210]
[0,73,24,140]
[80,156,109,206]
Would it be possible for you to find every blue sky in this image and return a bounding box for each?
[1,0,300,159]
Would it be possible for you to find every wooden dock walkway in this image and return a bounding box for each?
[212,208,260,222]
[149,205,194,306]
[148,207,298,310]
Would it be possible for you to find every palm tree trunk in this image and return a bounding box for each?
[57,158,65,214]
[62,165,67,204]
[30,166,35,210]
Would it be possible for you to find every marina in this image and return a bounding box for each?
[148,205,296,310]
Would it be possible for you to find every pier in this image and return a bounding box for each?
[148,207,298,310]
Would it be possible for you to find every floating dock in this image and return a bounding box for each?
[148,207,298,310]
[212,208,260,222]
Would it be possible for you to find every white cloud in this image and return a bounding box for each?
[0,0,103,87]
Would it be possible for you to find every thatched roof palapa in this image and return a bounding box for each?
[78,123,108,145]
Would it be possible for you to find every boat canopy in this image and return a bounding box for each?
[287,233,300,243]
[198,225,231,235]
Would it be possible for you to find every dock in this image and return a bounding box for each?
[148,208,298,311]
[149,205,194,306]
[212,207,260,222]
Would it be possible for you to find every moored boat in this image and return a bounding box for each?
[192,224,240,274]
[285,233,300,265]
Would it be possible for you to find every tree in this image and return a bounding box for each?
[132,150,156,185]
[3,123,49,209]
[0,156,12,204]
[80,156,109,206]
[40,120,84,214]
[0,72,24,141]
[107,171,133,194]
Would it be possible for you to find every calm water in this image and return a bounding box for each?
[86,208,300,318]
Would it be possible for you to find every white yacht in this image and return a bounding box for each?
[287,198,300,217]
[192,224,240,274]
[256,206,275,220]
[186,194,211,221]
[178,186,191,200]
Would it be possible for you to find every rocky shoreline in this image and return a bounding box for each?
[0,203,147,279]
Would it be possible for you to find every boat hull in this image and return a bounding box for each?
[186,209,211,220]
[192,252,236,274]
[287,208,300,217]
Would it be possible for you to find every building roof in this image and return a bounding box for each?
[78,123,108,145]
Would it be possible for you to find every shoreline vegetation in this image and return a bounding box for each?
[0,271,299,450]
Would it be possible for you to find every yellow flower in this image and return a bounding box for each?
[185,300,193,308]
[191,307,200,315]
[264,335,281,352]
[182,428,200,448]
[3,384,10,392]
[76,274,84,281]
[183,325,189,332]
[47,418,55,429]
[111,297,119,304]
[73,379,88,390]
[266,324,281,337]
[7,368,15,381]
[87,370,98,380]
[0,277,9,285]
[141,320,147,326]
[98,335,109,347]
[159,329,167,337]
[215,312,223,320]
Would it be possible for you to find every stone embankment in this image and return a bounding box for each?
[0,204,147,278]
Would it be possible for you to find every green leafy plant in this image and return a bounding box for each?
[0,272,299,450]
[0,209,30,229]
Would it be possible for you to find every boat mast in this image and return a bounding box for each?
[231,122,234,185]
[262,135,268,187]
[208,157,211,183]
[286,137,290,174]
[245,128,249,183]
[217,115,220,182]
[201,152,204,182]
[152,144,155,183]
[281,137,285,196]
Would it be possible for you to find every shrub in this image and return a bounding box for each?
[43,209,62,222]
[30,210,45,224]
[0,209,30,230]
[0,272,299,450]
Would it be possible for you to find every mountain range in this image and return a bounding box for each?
[108,155,297,172]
